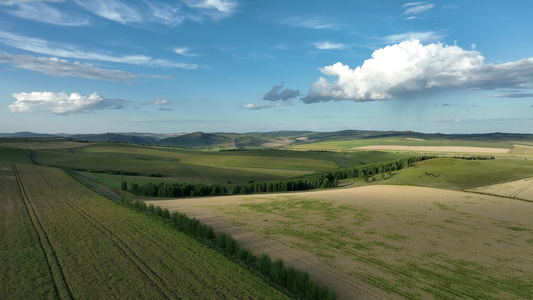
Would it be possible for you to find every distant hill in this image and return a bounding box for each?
[2,130,533,149]
[0,131,60,138]
[71,133,156,144]
[156,132,234,148]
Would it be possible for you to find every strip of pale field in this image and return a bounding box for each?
[0,164,288,299]
[468,177,533,201]
[149,186,533,300]
[352,145,510,153]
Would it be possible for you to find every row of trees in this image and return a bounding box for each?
[451,155,495,160]
[121,156,437,197]
[118,196,336,299]
[122,181,228,197]
[233,155,436,195]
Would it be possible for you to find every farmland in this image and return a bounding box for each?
[148,185,533,299]
[0,163,288,299]
[18,141,409,189]
[3,134,533,299]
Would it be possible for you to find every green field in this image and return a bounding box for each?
[353,158,533,190]
[0,164,288,299]
[16,141,407,189]
[0,146,33,164]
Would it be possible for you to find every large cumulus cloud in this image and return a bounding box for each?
[302,40,533,103]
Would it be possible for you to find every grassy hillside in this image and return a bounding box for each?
[358,157,533,190]
[29,142,408,189]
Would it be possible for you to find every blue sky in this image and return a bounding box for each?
[1,0,532,134]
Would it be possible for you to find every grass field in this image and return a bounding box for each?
[364,158,533,190]
[150,185,533,300]
[0,164,289,299]
[289,137,517,151]
[19,142,408,189]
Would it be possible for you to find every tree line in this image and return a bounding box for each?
[122,181,228,197]
[122,155,437,197]
[233,155,436,195]
[119,196,336,300]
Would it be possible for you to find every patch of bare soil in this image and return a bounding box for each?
[468,177,533,201]
[148,186,533,299]
[352,145,510,153]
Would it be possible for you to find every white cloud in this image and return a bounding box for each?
[73,0,142,24]
[238,103,274,110]
[151,99,169,105]
[237,101,290,110]
[303,40,533,103]
[5,2,90,26]
[313,41,346,50]
[0,51,165,82]
[402,2,435,19]
[8,91,126,114]
[0,30,197,69]
[280,16,337,30]
[174,47,198,57]
[383,31,443,44]
[0,0,63,5]
[184,0,238,17]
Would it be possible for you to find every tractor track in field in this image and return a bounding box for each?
[510,178,533,199]
[31,165,175,300]
[12,164,73,300]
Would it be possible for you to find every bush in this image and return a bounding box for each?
[258,254,272,277]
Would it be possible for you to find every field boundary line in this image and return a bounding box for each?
[33,165,176,299]
[465,190,533,204]
[12,164,73,300]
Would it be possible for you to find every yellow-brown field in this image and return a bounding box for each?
[149,185,533,299]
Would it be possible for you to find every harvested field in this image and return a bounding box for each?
[468,177,533,201]
[509,145,533,155]
[352,145,510,153]
[0,164,288,299]
[149,186,533,299]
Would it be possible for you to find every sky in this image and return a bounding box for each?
[1,0,533,134]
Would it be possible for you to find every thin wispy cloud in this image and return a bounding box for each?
[0,52,167,82]
[8,91,126,114]
[151,99,170,105]
[2,0,239,27]
[5,2,90,26]
[73,0,142,24]
[73,0,238,27]
[313,41,346,50]
[0,0,63,5]
[174,47,199,57]
[402,2,435,19]
[280,16,338,30]
[0,30,198,69]
[488,93,533,98]
[184,0,238,19]
[383,31,443,44]
[237,103,276,110]
[303,40,533,103]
